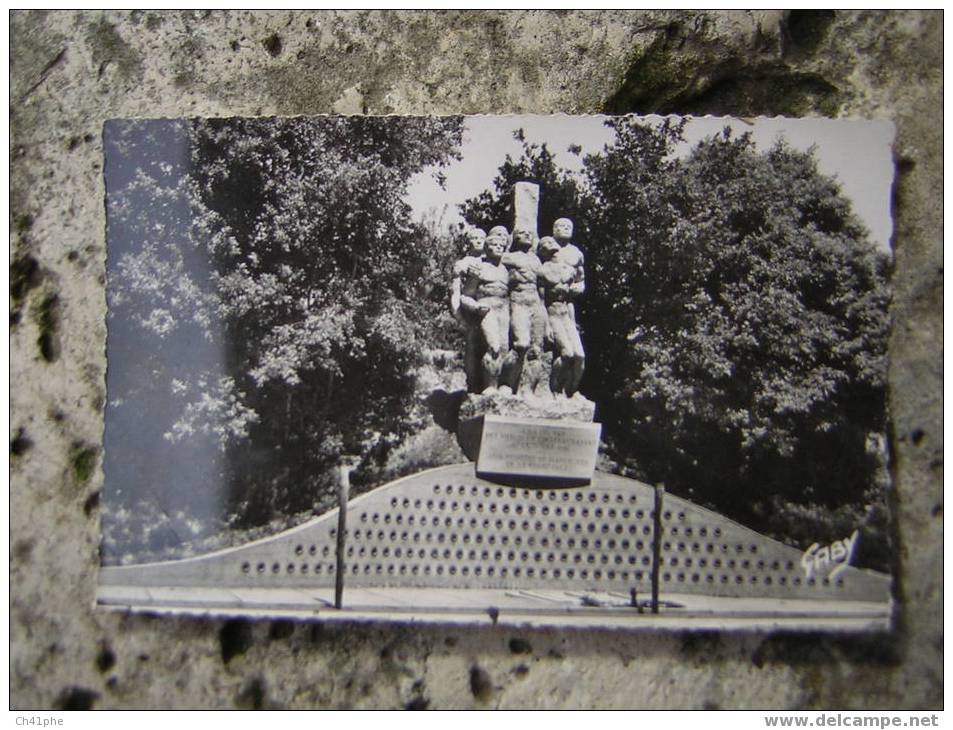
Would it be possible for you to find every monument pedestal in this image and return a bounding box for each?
[456,392,600,487]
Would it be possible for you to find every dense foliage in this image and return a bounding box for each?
[104,117,463,549]
[459,131,589,239]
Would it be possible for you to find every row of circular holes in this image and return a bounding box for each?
[381,499,697,527]
[296,541,790,573]
[338,522,665,540]
[327,526,771,562]
[372,504,655,521]
[297,536,651,555]
[426,486,638,504]
[243,560,644,581]
[418,492,704,534]
[343,546,651,565]
[347,523,655,540]
[348,518,662,536]
[330,547,786,573]
[360,511,737,549]
[261,552,649,571]
[653,571,843,587]
[240,560,844,588]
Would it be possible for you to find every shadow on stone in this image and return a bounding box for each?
[55,687,99,710]
[220,619,253,664]
[424,388,467,433]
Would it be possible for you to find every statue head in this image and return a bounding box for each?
[484,229,507,262]
[511,227,538,253]
[465,227,487,256]
[538,236,559,261]
[487,225,511,250]
[553,218,574,243]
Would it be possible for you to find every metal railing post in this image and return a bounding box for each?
[334,462,352,609]
[651,483,665,614]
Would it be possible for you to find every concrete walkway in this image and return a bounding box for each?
[97,583,891,632]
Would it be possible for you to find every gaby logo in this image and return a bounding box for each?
[801,530,860,582]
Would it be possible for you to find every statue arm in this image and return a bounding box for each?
[450,268,464,318]
[570,255,586,297]
[460,294,489,318]
[456,264,489,316]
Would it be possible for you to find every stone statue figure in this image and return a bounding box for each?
[457,226,511,394]
[450,227,487,393]
[542,218,586,397]
[449,205,587,401]
[501,226,549,395]
[446,195,597,467]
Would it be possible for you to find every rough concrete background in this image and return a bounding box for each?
[9,10,942,709]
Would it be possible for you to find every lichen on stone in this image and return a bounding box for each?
[85,17,143,83]
[35,291,60,363]
[70,443,98,484]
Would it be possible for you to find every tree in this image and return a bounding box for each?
[104,116,463,547]
[581,120,889,561]
[459,130,589,241]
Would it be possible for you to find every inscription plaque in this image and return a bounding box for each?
[476,415,601,486]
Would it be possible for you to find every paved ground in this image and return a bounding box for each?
[97,584,891,633]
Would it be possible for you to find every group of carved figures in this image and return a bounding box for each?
[450,218,585,398]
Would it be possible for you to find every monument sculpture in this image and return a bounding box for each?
[500,226,548,395]
[459,225,511,395]
[545,218,586,397]
[538,235,583,397]
[451,187,588,401]
[450,226,487,393]
[451,182,598,477]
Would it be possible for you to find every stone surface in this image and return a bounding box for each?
[10,9,941,710]
[475,415,601,484]
[512,182,540,238]
[457,391,597,462]
[459,391,597,423]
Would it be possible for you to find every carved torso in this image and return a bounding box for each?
[471,260,510,302]
[502,250,542,303]
[539,260,576,305]
[552,242,584,273]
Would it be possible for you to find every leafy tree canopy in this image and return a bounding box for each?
[104,116,463,538]
[458,129,590,241]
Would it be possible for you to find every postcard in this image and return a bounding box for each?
[98,114,894,631]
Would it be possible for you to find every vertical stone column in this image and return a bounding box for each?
[512,181,540,238]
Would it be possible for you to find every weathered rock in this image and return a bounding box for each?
[9,8,941,711]
[456,391,596,461]
[458,391,596,424]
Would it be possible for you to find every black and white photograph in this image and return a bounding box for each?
[97,113,895,630]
